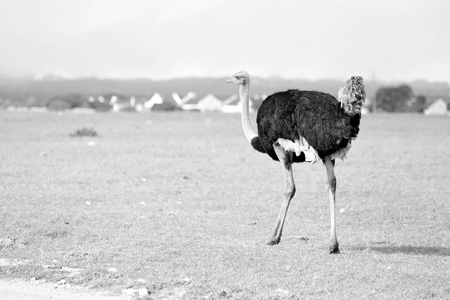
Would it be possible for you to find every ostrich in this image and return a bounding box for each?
[227,71,365,254]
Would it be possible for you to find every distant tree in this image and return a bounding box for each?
[375,85,414,112]
[88,98,111,112]
[46,94,86,111]
[47,99,72,111]
[407,95,427,113]
[152,101,181,112]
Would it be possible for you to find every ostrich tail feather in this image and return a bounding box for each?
[338,76,366,115]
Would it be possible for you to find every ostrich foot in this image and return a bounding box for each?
[329,242,340,254]
[265,237,281,246]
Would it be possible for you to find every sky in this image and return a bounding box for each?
[1,0,450,83]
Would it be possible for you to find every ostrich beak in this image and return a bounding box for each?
[227,77,240,84]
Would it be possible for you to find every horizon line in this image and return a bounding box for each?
[1,73,449,85]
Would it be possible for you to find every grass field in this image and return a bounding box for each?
[1,111,449,299]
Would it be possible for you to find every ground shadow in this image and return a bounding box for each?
[368,245,450,256]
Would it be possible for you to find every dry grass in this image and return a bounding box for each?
[0,111,449,299]
[69,127,98,137]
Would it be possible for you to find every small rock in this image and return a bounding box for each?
[85,201,91,206]
[139,202,146,205]
[87,141,96,146]
[138,288,149,297]
[108,267,118,273]
[339,208,346,213]
[218,290,227,297]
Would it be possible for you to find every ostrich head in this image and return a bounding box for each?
[338,76,366,116]
[227,71,250,85]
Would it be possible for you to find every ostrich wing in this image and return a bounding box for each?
[292,90,360,152]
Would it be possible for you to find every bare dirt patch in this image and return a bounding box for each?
[0,279,126,300]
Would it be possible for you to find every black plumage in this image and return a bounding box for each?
[252,89,361,162]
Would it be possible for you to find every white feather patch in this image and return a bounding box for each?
[276,137,319,164]
[329,142,352,161]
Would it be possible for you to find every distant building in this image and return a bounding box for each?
[222,95,239,113]
[172,92,196,108]
[222,95,255,113]
[113,96,137,112]
[143,93,164,111]
[197,94,223,112]
[424,99,448,115]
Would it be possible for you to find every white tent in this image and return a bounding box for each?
[222,95,239,113]
[197,94,223,112]
[424,99,448,115]
[143,93,164,110]
[222,95,256,113]
[172,92,196,107]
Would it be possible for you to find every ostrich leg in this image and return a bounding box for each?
[266,145,296,245]
[324,156,340,254]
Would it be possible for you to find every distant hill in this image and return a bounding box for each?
[1,76,449,107]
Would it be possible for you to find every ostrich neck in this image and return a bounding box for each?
[239,82,258,142]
